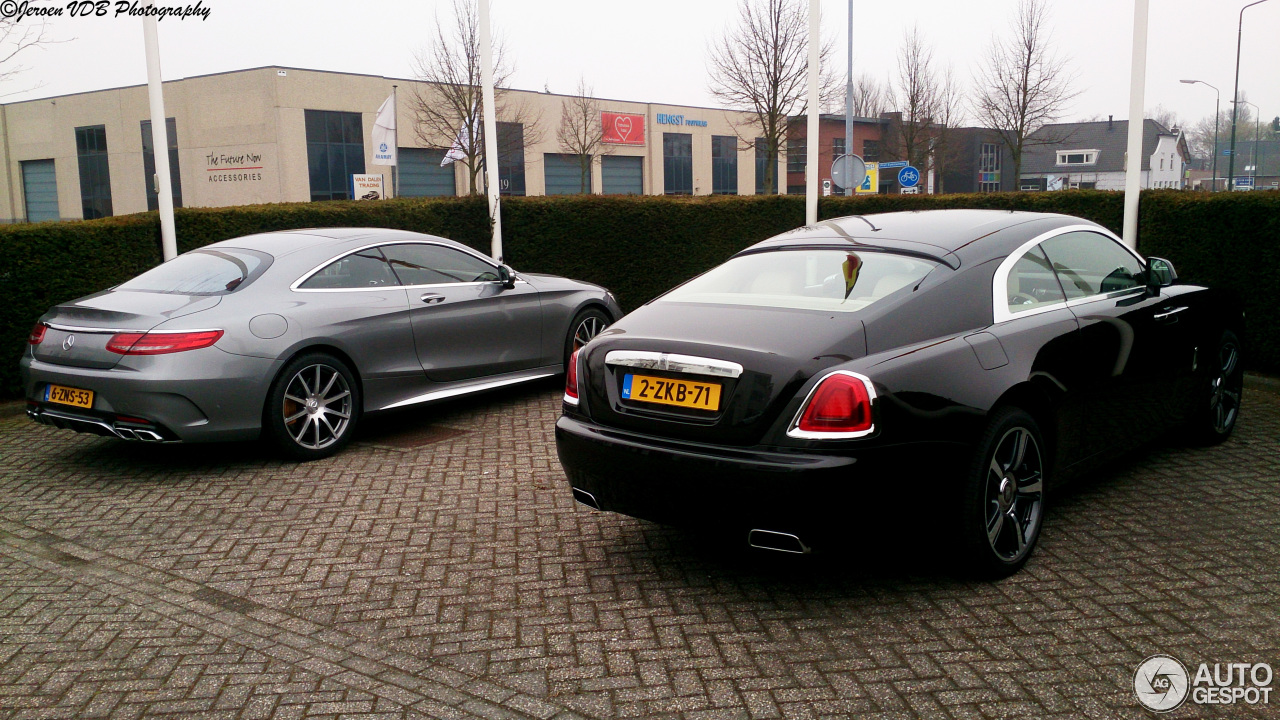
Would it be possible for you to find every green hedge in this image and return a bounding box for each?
[2,191,1277,397]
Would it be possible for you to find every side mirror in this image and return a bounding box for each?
[498,264,516,289]
[1147,257,1177,289]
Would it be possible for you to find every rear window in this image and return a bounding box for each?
[116,249,271,295]
[660,249,935,313]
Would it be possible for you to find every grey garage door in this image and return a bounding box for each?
[21,159,59,223]
[602,156,643,195]
[398,148,456,197]
[544,153,590,195]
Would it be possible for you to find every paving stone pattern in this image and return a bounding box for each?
[0,380,1277,719]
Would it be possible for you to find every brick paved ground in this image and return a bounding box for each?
[0,380,1277,720]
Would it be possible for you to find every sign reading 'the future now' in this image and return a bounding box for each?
[601,113,645,146]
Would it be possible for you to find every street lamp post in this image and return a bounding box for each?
[1180,79,1219,191]
[1227,0,1274,191]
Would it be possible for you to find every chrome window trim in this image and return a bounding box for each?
[604,350,744,379]
[992,224,1146,324]
[290,239,511,292]
[786,370,878,440]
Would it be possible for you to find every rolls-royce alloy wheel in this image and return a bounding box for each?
[959,407,1046,578]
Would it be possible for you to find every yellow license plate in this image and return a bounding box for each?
[622,374,721,411]
[46,384,94,409]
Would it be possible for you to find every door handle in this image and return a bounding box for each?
[420,294,446,305]
[1153,306,1188,322]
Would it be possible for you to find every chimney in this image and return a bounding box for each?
[1108,115,1114,130]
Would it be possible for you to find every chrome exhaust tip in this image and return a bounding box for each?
[748,529,811,555]
[571,487,601,510]
[132,429,164,442]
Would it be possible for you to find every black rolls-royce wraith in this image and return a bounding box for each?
[555,210,1244,577]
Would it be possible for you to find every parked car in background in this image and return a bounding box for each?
[556,210,1244,577]
[23,228,621,460]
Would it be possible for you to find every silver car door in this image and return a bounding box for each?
[380,242,542,383]
[292,246,420,410]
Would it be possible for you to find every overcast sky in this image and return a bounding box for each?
[5,0,1277,130]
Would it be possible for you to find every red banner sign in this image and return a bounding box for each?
[602,112,645,145]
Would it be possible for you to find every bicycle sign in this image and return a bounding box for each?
[898,166,921,188]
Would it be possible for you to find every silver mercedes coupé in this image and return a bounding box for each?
[22,228,621,459]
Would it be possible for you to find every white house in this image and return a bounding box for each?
[1018,117,1188,191]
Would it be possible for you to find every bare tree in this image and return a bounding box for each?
[971,0,1079,183]
[848,73,888,118]
[887,26,941,172]
[409,0,541,195]
[930,66,966,193]
[1146,104,1181,132]
[556,78,608,194]
[0,18,59,94]
[707,0,833,194]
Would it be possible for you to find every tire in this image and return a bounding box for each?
[955,407,1047,579]
[265,352,360,461]
[564,307,611,367]
[1184,329,1243,446]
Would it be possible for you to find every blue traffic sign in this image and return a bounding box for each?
[898,166,921,188]
[879,160,909,169]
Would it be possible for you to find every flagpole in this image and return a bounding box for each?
[391,84,398,199]
[805,0,820,226]
[478,0,503,263]
[143,12,176,261]
[1121,0,1149,250]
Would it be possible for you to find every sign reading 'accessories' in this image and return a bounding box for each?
[602,113,645,145]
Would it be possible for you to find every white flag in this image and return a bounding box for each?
[441,121,470,166]
[371,94,396,166]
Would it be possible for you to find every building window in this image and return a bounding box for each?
[755,138,776,194]
[305,110,365,202]
[75,125,112,219]
[141,118,182,211]
[786,138,805,173]
[497,121,525,196]
[832,137,846,157]
[663,132,692,195]
[1055,150,1098,166]
[862,139,879,162]
[711,135,737,195]
[544,153,592,195]
[978,142,1001,193]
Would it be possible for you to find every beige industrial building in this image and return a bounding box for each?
[0,66,786,223]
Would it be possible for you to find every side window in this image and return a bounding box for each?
[380,243,500,285]
[1006,245,1066,313]
[299,248,398,289]
[1039,231,1144,298]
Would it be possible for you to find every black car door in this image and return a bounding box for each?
[1039,231,1196,457]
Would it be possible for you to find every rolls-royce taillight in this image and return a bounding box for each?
[788,371,876,438]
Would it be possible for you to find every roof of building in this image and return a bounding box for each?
[1020,119,1175,174]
